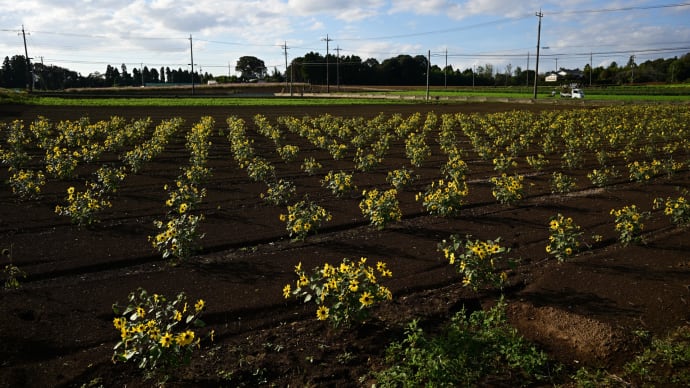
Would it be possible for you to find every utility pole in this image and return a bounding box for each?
[631,54,635,84]
[39,56,44,90]
[533,10,543,99]
[189,34,195,95]
[426,50,430,101]
[444,48,448,89]
[20,25,32,91]
[290,59,294,96]
[322,34,332,92]
[282,41,289,92]
[335,46,341,90]
[141,63,144,86]
[589,52,592,86]
[526,52,530,87]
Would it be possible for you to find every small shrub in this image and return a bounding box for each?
[277,144,299,162]
[546,214,583,262]
[573,325,690,387]
[654,193,690,227]
[150,213,204,262]
[112,288,209,380]
[610,205,648,246]
[8,169,46,200]
[246,156,275,182]
[359,188,402,229]
[280,198,332,241]
[386,167,416,190]
[261,179,296,206]
[374,297,552,386]
[441,152,468,182]
[416,178,468,217]
[550,171,577,194]
[490,173,524,205]
[526,154,549,171]
[300,156,322,175]
[321,170,356,198]
[587,166,618,188]
[54,186,112,226]
[627,160,661,183]
[493,153,518,172]
[438,235,511,291]
[284,257,393,328]
[2,247,26,289]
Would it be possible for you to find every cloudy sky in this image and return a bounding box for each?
[2,0,689,78]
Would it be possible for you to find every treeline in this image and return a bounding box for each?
[2,51,690,90]
[288,52,690,86]
[0,57,214,90]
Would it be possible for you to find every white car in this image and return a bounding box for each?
[571,89,585,99]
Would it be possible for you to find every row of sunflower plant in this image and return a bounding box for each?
[4,106,688,234]
[0,117,184,226]
[259,106,686,238]
[150,117,213,262]
[54,118,182,225]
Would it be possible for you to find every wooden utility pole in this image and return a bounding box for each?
[335,46,341,90]
[526,52,530,87]
[21,25,32,91]
[444,48,447,89]
[322,34,332,92]
[189,35,195,95]
[590,52,593,86]
[533,11,543,99]
[426,50,430,101]
[282,41,289,91]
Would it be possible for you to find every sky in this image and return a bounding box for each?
[1,0,690,79]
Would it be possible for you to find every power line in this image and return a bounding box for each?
[334,15,532,41]
[545,2,690,15]
[4,2,690,76]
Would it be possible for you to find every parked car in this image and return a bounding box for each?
[560,88,585,99]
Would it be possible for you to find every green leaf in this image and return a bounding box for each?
[123,349,137,360]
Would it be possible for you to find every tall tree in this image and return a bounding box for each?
[235,56,267,81]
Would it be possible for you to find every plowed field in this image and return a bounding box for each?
[1,102,688,387]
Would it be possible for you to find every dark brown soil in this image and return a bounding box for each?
[0,101,688,387]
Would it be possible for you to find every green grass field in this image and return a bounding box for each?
[393,84,690,102]
[2,84,689,106]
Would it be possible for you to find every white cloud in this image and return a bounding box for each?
[389,0,550,19]
[1,0,687,77]
[288,0,385,21]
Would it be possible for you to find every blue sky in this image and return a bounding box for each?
[2,0,689,79]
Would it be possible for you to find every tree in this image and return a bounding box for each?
[0,55,30,88]
[120,64,132,86]
[105,64,121,86]
[235,56,267,81]
[380,55,427,85]
[267,66,283,82]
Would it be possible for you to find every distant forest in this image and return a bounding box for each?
[2,51,689,90]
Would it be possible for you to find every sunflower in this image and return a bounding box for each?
[175,330,195,346]
[359,291,374,307]
[316,305,329,321]
[159,332,173,348]
[194,299,205,312]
